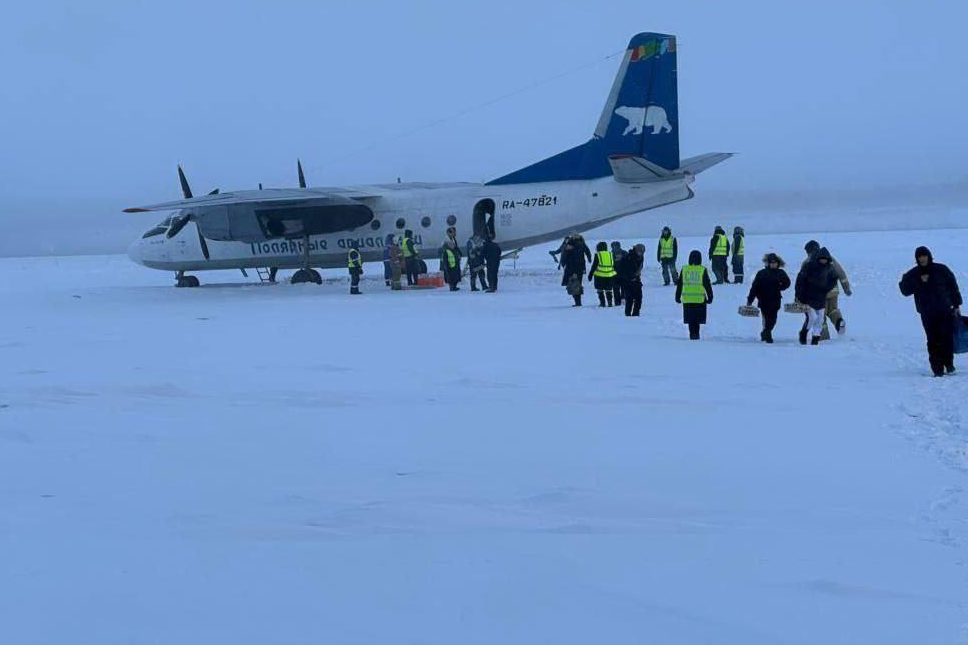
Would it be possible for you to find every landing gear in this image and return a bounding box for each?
[175,271,200,288]
[289,233,322,284]
[291,268,322,285]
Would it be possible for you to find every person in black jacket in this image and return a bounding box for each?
[899,246,963,376]
[747,253,791,343]
[482,236,501,293]
[795,247,838,345]
[618,244,645,317]
[559,235,588,306]
[675,250,714,340]
[657,226,678,286]
[610,241,627,306]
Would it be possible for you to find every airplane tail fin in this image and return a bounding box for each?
[489,33,680,185]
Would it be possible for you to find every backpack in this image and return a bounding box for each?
[955,316,968,354]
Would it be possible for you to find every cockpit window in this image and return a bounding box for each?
[141,216,174,238]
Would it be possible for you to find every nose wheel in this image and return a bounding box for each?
[175,271,200,288]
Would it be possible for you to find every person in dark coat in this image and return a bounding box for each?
[675,250,714,339]
[558,235,585,306]
[708,226,731,284]
[610,241,627,306]
[588,241,617,307]
[795,247,839,345]
[746,253,791,343]
[732,226,745,284]
[466,235,488,291]
[619,244,645,317]
[401,230,420,286]
[899,246,963,376]
[482,236,501,292]
[440,236,462,291]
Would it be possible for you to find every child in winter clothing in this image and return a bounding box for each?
[747,253,790,343]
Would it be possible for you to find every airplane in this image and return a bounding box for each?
[125,32,731,287]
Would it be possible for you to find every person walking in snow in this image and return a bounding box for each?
[482,235,501,292]
[732,226,746,284]
[588,241,617,307]
[746,253,791,343]
[347,246,364,295]
[559,235,586,306]
[619,243,645,317]
[676,250,714,340]
[799,240,852,339]
[610,241,627,306]
[708,226,730,284]
[657,226,678,286]
[899,246,963,377]
[795,247,838,345]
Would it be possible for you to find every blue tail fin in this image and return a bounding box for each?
[488,33,679,185]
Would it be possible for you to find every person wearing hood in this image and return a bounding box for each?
[482,235,501,292]
[440,234,463,291]
[795,247,839,345]
[747,253,791,343]
[619,244,646,316]
[558,235,585,306]
[347,245,363,295]
[400,230,420,286]
[610,241,627,306]
[732,226,746,284]
[657,226,678,286]
[383,234,402,289]
[899,246,963,376]
[675,250,714,339]
[588,241,617,307]
[799,239,852,339]
[466,235,488,292]
[709,226,731,284]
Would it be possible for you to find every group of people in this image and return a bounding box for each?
[356,228,502,295]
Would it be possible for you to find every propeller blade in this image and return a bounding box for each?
[166,213,191,238]
[177,165,193,199]
[197,225,210,260]
[259,182,263,190]
[297,159,306,189]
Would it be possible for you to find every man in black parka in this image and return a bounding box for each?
[899,246,963,376]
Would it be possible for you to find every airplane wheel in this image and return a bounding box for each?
[309,269,322,284]
[291,269,312,284]
[176,275,200,288]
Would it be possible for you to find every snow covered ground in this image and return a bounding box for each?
[1,228,966,644]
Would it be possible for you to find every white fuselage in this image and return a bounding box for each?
[128,175,694,273]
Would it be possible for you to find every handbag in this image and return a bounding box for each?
[954,315,968,354]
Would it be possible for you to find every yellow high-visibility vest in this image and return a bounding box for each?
[444,248,457,268]
[680,265,708,303]
[736,236,745,256]
[347,249,362,269]
[593,251,617,278]
[712,234,728,256]
[659,236,675,259]
[401,238,414,258]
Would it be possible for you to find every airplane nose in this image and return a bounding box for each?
[127,239,144,265]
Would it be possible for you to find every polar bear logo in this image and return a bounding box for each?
[614,105,672,136]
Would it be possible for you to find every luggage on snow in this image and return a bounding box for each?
[955,315,968,354]
[738,305,760,317]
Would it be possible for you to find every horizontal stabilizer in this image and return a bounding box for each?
[678,152,734,175]
[608,154,673,183]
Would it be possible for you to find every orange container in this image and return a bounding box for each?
[417,273,445,288]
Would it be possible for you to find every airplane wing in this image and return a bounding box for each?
[123,187,380,213]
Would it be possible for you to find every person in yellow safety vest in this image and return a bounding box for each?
[587,241,618,307]
[732,226,746,284]
[675,250,715,340]
[440,233,463,291]
[708,225,731,284]
[657,226,678,286]
[347,246,364,295]
[400,229,420,286]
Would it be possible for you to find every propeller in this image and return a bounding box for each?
[167,166,212,260]
[297,158,307,189]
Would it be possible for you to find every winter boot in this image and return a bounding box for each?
[764,330,774,344]
[760,330,769,342]
[946,364,956,375]
[598,291,607,307]
[811,335,821,346]
[835,318,846,335]
[350,287,361,295]
[799,328,808,345]
[573,294,582,307]
[606,291,614,307]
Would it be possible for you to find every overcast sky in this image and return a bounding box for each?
[1,0,965,255]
